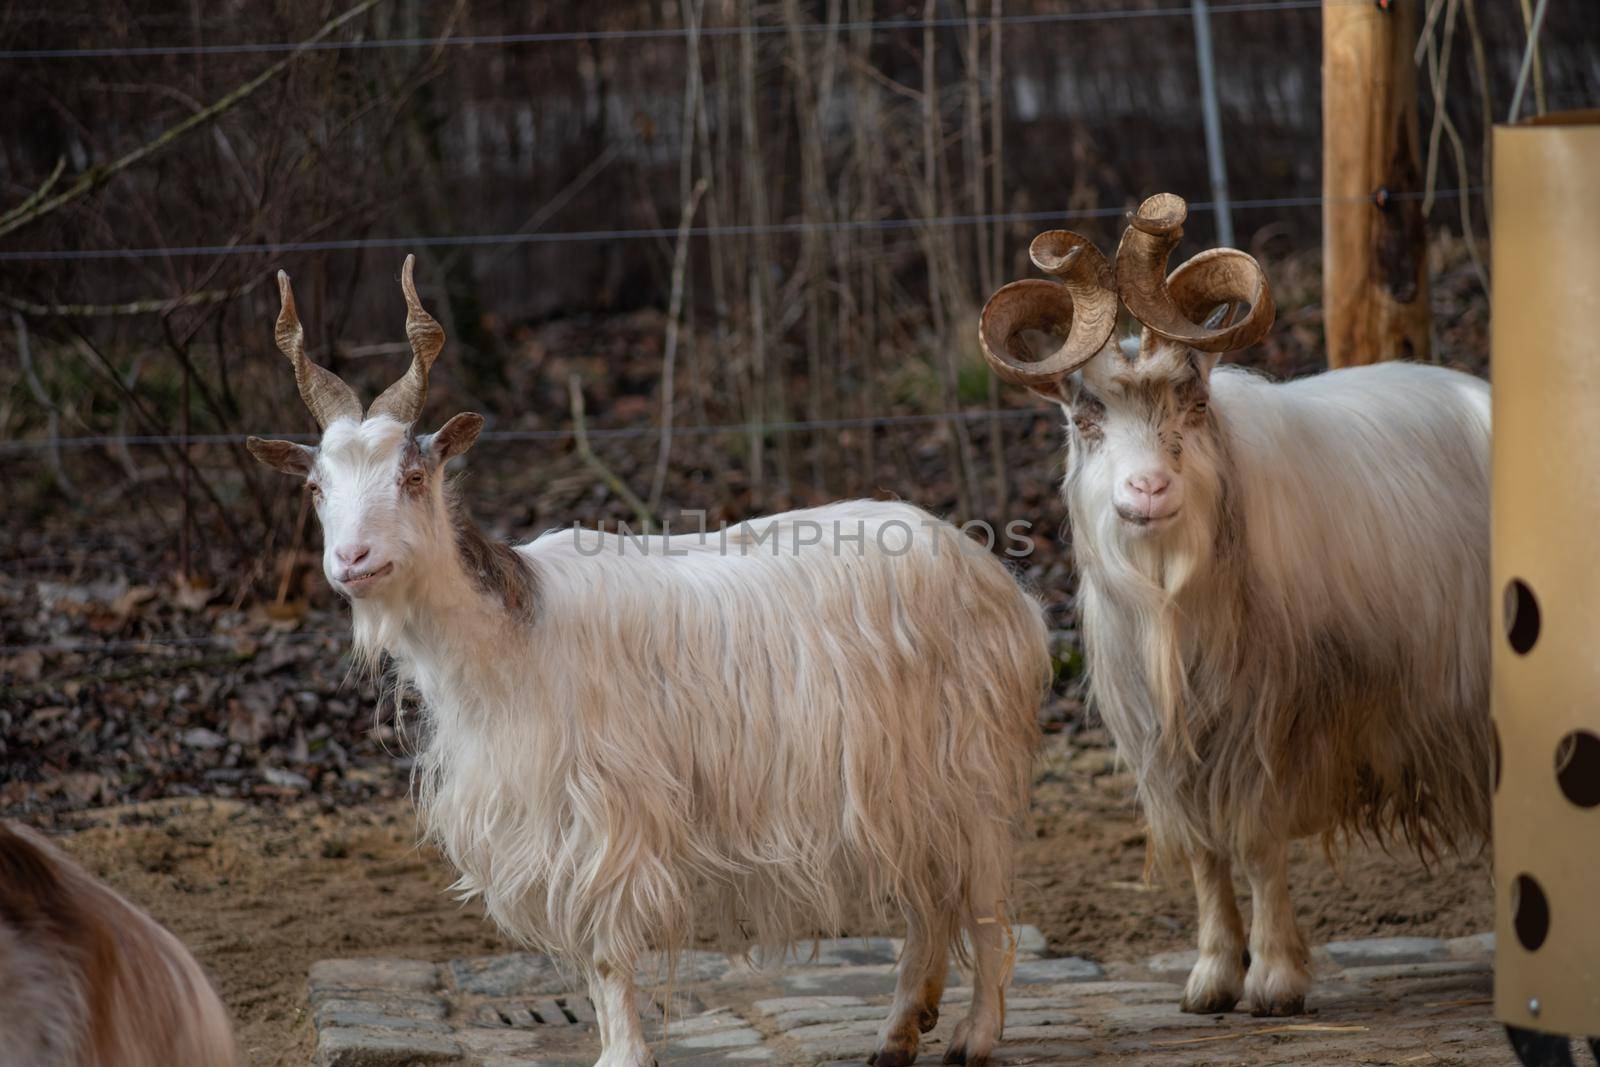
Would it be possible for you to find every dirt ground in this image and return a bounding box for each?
[27,729,1492,1067]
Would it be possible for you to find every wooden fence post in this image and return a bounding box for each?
[1322,0,1431,367]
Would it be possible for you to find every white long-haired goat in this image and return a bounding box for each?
[979,194,1490,1017]
[0,821,236,1067]
[247,258,1051,1067]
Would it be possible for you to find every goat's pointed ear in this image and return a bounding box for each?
[424,412,485,463]
[246,436,316,475]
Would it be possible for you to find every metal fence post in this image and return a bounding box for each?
[1191,0,1233,247]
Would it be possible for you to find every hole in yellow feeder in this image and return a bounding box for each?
[1512,874,1550,952]
[1555,730,1600,808]
[1504,579,1540,655]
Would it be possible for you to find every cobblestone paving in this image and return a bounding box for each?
[309,931,1508,1066]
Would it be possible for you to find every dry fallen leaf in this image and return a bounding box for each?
[172,575,219,612]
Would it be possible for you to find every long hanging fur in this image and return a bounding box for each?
[0,822,237,1067]
[352,498,1049,973]
[1066,353,1492,869]
[246,261,1053,1062]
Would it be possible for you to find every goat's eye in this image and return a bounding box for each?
[405,469,426,488]
[1194,400,1208,414]
[307,481,322,498]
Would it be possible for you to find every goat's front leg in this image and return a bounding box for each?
[1179,848,1247,1014]
[590,956,654,1067]
[1240,837,1310,1016]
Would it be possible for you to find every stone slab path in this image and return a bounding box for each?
[309,930,1510,1066]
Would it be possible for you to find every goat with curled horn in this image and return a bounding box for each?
[981,194,1490,1017]
[247,257,1053,1067]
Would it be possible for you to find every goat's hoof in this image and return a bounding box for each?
[918,1007,940,1033]
[1249,997,1305,1018]
[1179,992,1239,1015]
[943,1049,989,1067]
[869,1044,918,1067]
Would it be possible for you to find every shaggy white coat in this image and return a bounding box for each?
[373,502,1047,964]
[1058,347,1490,1016]
[278,416,1050,1067]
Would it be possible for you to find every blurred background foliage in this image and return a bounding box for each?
[0,0,1595,642]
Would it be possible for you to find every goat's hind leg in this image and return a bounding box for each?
[870,907,952,1067]
[944,869,1008,1067]
[1180,848,1247,1014]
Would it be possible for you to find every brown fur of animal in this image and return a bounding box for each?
[0,822,236,1067]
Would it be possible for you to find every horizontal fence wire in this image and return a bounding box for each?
[0,188,1483,264]
[0,631,347,657]
[1,601,1080,657]
[0,183,1488,455]
[0,0,1342,60]
[0,407,1058,455]
[0,0,1487,666]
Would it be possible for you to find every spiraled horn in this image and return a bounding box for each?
[978,231,1118,389]
[273,270,361,429]
[1113,192,1275,354]
[368,254,446,424]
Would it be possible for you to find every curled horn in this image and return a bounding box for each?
[368,254,446,424]
[274,270,361,429]
[1113,192,1275,355]
[978,230,1118,389]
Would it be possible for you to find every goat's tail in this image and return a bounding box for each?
[0,821,237,1067]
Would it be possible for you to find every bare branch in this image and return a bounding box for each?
[648,178,709,513]
[0,0,386,239]
[568,374,654,532]
[14,313,80,502]
[0,272,271,318]
[6,156,68,221]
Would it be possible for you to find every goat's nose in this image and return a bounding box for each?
[335,543,371,568]
[1126,471,1172,500]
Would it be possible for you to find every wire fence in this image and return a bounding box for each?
[0,187,1480,264]
[0,631,346,657]
[0,0,1343,60]
[0,182,1485,460]
[0,406,1059,454]
[2,602,1088,658]
[0,0,1512,667]
[0,405,1068,660]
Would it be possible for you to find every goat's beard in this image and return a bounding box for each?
[351,601,406,667]
[1065,439,1232,761]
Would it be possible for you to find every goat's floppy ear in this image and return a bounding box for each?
[246,436,316,475]
[424,412,485,463]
